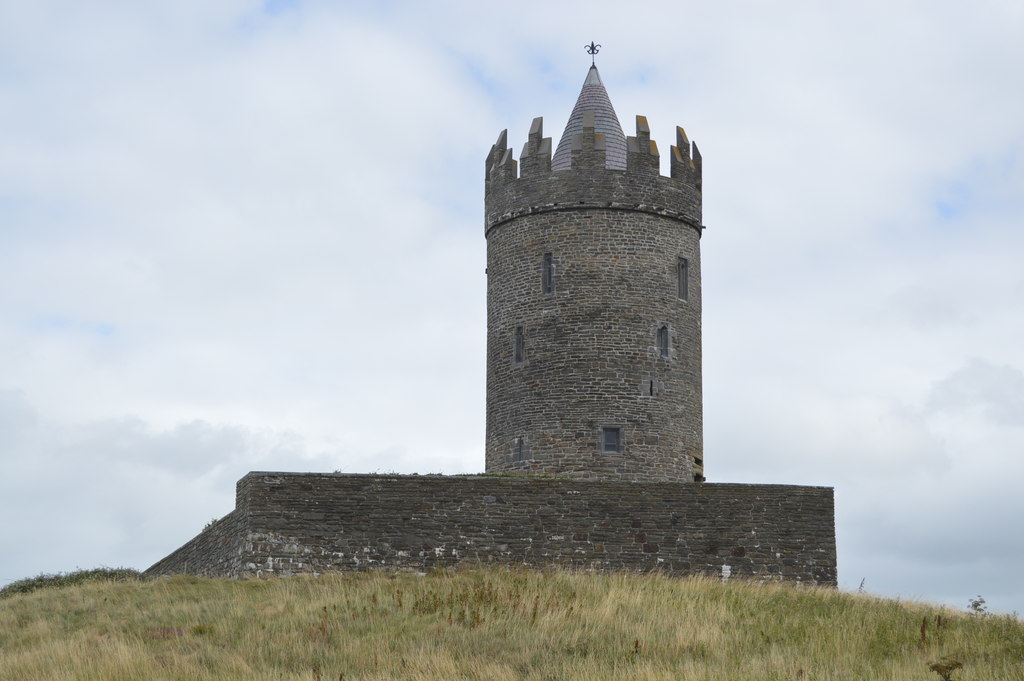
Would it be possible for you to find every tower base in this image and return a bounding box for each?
[146,473,836,585]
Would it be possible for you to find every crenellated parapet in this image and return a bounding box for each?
[485,113,703,236]
[626,115,659,175]
[670,125,702,191]
[519,116,551,175]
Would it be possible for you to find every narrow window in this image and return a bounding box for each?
[514,326,525,363]
[678,257,689,300]
[542,252,554,294]
[600,426,622,454]
[657,325,670,358]
[512,437,525,462]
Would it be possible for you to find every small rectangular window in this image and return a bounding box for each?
[514,326,525,363]
[657,325,670,358]
[542,252,554,294]
[512,437,525,462]
[600,426,622,454]
[678,257,689,300]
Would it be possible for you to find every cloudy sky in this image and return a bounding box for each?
[2,0,1023,615]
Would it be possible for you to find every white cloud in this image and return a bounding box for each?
[927,359,1024,427]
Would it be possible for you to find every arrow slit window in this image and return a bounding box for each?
[678,257,689,300]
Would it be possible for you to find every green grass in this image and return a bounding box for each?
[1,568,1021,680]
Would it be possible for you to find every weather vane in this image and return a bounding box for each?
[585,41,601,65]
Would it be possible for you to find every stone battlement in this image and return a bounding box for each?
[485,115,702,235]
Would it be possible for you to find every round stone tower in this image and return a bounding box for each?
[484,64,705,482]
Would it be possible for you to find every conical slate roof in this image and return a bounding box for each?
[551,65,627,171]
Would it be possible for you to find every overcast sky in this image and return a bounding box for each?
[2,0,1022,615]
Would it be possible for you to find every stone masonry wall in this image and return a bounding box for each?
[146,473,837,586]
[144,508,249,578]
[484,117,705,481]
[485,208,702,481]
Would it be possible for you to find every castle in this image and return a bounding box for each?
[146,58,837,585]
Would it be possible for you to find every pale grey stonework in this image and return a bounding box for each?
[551,65,628,171]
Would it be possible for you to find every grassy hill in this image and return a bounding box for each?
[1,568,1021,681]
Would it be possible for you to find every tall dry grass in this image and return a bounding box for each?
[1,568,1021,680]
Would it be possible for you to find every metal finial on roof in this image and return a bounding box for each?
[585,42,601,65]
